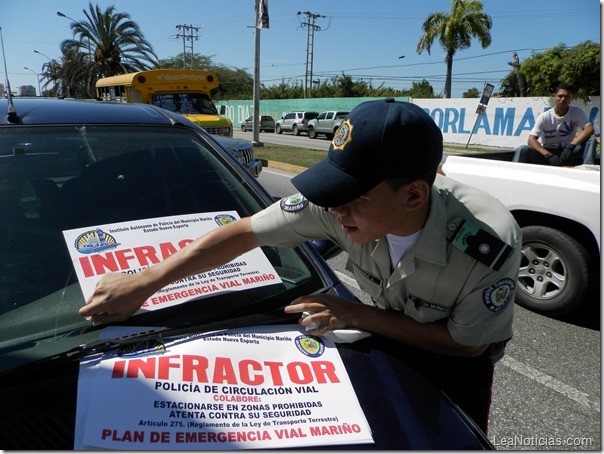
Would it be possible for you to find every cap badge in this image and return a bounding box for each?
[332,119,353,151]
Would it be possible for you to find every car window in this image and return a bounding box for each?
[317,113,326,120]
[284,113,294,120]
[151,93,217,115]
[0,125,324,360]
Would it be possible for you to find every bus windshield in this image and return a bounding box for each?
[151,93,218,115]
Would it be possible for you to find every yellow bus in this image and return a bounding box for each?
[95,69,233,137]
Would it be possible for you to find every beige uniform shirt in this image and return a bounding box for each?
[251,174,521,347]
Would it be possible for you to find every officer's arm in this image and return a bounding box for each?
[349,305,488,357]
[79,217,260,323]
[288,295,488,357]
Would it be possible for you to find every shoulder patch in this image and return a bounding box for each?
[483,278,515,312]
[447,218,513,271]
[280,193,309,212]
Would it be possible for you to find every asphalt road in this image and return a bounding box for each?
[235,129,462,165]
[256,163,601,451]
[234,130,331,151]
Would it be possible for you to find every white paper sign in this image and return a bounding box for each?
[62,212,282,313]
[75,324,374,450]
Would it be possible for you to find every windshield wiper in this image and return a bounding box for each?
[1,305,300,377]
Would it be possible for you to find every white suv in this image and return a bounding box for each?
[275,111,319,135]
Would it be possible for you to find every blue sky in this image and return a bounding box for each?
[1,0,601,97]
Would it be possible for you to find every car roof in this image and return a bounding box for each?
[0,98,196,127]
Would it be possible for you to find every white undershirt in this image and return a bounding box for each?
[386,230,423,270]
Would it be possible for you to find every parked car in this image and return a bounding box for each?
[240,115,276,133]
[275,111,319,136]
[442,151,600,316]
[213,135,263,177]
[307,111,350,140]
[0,98,492,450]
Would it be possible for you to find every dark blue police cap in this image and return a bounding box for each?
[291,98,443,208]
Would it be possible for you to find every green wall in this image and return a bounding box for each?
[215,97,409,127]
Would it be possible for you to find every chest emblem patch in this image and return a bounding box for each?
[483,278,515,312]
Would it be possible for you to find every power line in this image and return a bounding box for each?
[297,11,330,98]
[175,24,200,69]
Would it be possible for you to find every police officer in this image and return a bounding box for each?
[81,99,521,433]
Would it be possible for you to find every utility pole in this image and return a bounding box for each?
[252,0,269,146]
[508,52,526,97]
[297,11,327,98]
[175,24,200,68]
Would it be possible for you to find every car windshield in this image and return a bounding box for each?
[0,125,324,369]
[151,93,218,115]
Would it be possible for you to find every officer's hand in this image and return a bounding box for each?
[560,144,576,165]
[284,294,357,335]
[545,152,562,166]
[79,272,151,323]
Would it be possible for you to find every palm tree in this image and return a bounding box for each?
[416,0,492,98]
[59,3,158,97]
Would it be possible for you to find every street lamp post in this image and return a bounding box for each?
[24,67,41,96]
[56,11,77,22]
[34,49,53,61]
[57,11,92,58]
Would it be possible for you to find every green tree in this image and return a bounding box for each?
[59,3,158,97]
[39,56,65,97]
[417,0,492,98]
[409,79,436,98]
[261,80,304,99]
[499,41,600,100]
[333,74,370,97]
[158,53,214,70]
[158,53,254,99]
[463,87,480,98]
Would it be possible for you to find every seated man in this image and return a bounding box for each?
[513,82,597,166]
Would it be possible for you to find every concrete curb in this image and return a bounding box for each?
[261,159,308,174]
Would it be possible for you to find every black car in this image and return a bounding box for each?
[0,98,492,450]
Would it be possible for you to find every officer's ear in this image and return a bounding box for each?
[402,180,430,210]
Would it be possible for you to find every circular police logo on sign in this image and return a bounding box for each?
[214,214,237,226]
[280,193,308,212]
[118,340,166,358]
[483,278,515,312]
[294,334,325,358]
[74,228,119,254]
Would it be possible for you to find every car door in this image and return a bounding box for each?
[314,112,327,131]
[283,113,296,131]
